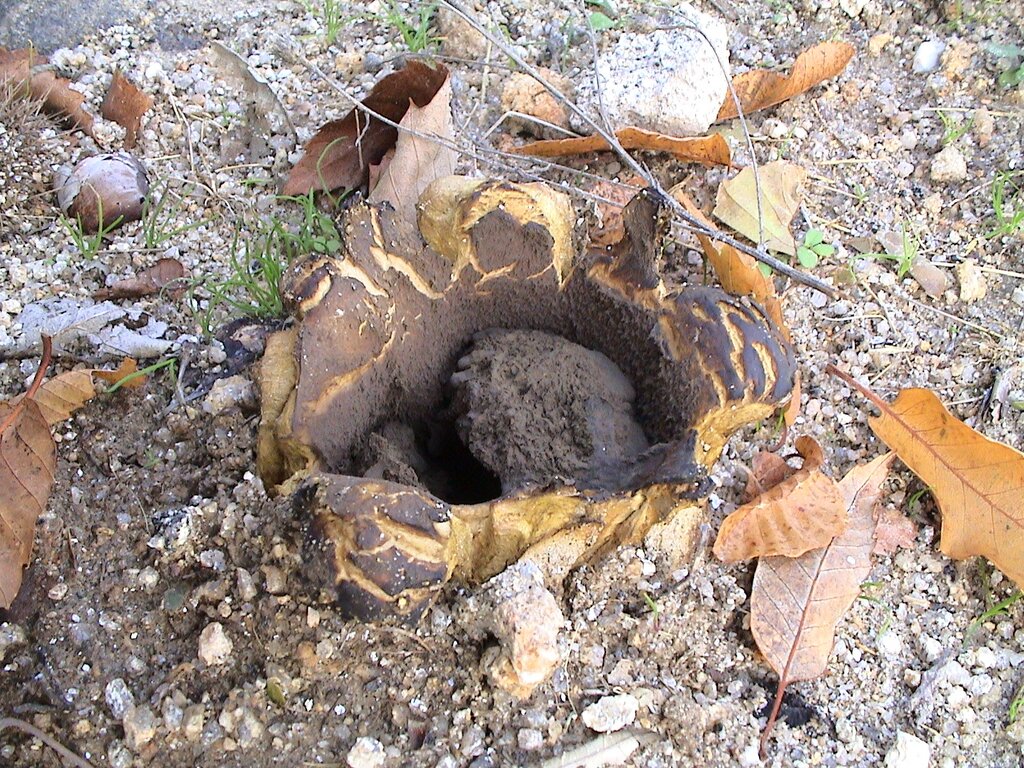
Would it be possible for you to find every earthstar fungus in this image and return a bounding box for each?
[258,177,796,621]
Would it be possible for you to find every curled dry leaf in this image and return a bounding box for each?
[713,160,807,256]
[714,436,846,562]
[743,449,798,502]
[368,78,456,227]
[752,452,895,755]
[673,189,787,334]
[831,366,1024,588]
[93,258,186,301]
[283,60,449,196]
[511,127,731,166]
[0,47,95,134]
[100,70,153,149]
[716,41,855,122]
[9,359,144,425]
[0,338,55,609]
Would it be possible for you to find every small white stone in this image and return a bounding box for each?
[883,731,930,768]
[198,622,233,666]
[346,736,386,768]
[105,678,136,720]
[930,145,967,183]
[517,727,544,751]
[877,630,903,658]
[912,41,946,74]
[581,693,639,733]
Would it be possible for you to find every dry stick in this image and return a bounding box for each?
[436,0,834,295]
[0,717,94,768]
[0,335,52,432]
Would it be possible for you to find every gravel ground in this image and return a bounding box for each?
[1,1,1023,767]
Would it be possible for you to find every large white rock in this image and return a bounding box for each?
[579,4,730,136]
[883,731,931,768]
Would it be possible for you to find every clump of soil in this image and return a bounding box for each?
[449,328,649,493]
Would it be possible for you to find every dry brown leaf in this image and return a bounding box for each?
[93,258,186,300]
[588,175,646,248]
[752,452,894,755]
[0,338,55,608]
[0,47,94,134]
[368,77,456,227]
[714,436,845,562]
[673,190,786,333]
[713,160,807,256]
[283,60,449,196]
[9,359,143,425]
[100,70,153,149]
[831,367,1024,587]
[716,41,855,122]
[512,128,731,166]
[873,508,918,555]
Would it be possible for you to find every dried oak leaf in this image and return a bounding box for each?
[8,359,143,426]
[673,188,786,334]
[0,47,94,134]
[511,128,731,166]
[713,160,807,256]
[283,60,449,196]
[93,258,186,301]
[714,436,846,562]
[368,77,456,227]
[716,41,855,122]
[100,70,153,149]
[834,368,1024,587]
[752,452,894,754]
[0,340,55,608]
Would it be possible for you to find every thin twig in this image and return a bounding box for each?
[436,0,834,295]
[0,717,95,768]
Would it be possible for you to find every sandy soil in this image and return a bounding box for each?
[1,1,1023,767]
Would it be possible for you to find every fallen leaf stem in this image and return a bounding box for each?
[825,364,888,410]
[0,335,52,434]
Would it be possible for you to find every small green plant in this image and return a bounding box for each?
[796,228,835,269]
[585,0,620,33]
[862,224,919,279]
[384,0,440,52]
[936,109,974,146]
[986,42,1024,89]
[303,0,345,45]
[1010,682,1024,723]
[197,194,345,333]
[60,195,124,260]
[105,356,179,394]
[986,170,1024,238]
[858,581,895,637]
[141,185,208,250]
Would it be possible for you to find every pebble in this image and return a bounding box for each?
[198,622,233,666]
[347,736,387,768]
[105,678,136,720]
[263,565,288,595]
[913,41,946,74]
[582,3,729,136]
[123,705,159,751]
[182,705,206,741]
[107,740,132,768]
[237,568,258,601]
[878,630,903,658]
[929,145,968,183]
[0,623,27,662]
[884,730,930,767]
[203,375,255,415]
[581,693,639,733]
[517,727,544,751]
[500,70,572,132]
[236,708,266,748]
[955,259,986,303]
